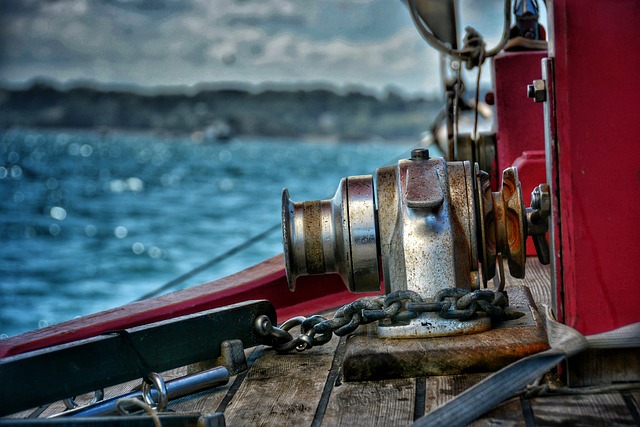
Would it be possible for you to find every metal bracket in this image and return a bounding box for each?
[0,300,276,416]
[541,57,562,318]
[218,339,248,375]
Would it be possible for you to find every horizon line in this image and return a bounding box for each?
[0,76,455,100]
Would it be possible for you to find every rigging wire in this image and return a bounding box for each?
[452,62,462,161]
[133,223,281,302]
[471,51,485,167]
[134,143,423,302]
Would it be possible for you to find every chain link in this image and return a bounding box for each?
[255,288,524,353]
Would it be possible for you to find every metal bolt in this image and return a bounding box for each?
[534,183,550,215]
[531,189,540,210]
[527,79,546,103]
[411,148,430,160]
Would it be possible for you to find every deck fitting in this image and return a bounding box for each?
[342,285,549,381]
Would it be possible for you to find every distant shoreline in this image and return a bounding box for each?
[0,82,442,142]
[0,125,420,145]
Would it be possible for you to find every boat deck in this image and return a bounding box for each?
[6,259,640,426]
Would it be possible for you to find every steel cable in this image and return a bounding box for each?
[133,223,281,301]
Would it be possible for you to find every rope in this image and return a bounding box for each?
[408,0,511,67]
[115,398,162,427]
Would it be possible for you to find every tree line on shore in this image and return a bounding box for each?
[0,81,441,140]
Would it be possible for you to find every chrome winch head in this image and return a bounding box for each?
[282,148,549,337]
[282,175,379,293]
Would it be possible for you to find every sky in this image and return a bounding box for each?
[0,0,513,96]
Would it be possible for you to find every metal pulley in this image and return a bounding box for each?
[476,166,526,284]
[281,149,549,337]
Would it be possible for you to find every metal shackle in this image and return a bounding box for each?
[281,175,379,293]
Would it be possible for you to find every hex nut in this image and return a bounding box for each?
[527,79,546,103]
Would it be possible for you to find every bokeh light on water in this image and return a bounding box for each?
[0,128,419,337]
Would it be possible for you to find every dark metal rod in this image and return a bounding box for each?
[0,413,225,427]
[50,366,230,418]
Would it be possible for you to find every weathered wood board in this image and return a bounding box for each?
[530,393,638,426]
[342,285,549,381]
[424,373,488,414]
[322,378,416,426]
[470,398,526,427]
[222,334,340,426]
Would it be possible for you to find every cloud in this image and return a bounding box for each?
[254,28,429,75]
[0,0,510,94]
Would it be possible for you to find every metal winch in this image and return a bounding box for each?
[282,148,549,338]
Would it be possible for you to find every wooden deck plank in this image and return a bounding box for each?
[424,373,488,413]
[322,379,416,426]
[168,374,238,415]
[506,258,551,309]
[567,348,640,387]
[530,393,637,426]
[169,346,261,415]
[623,391,640,425]
[223,334,339,426]
[421,373,530,426]
[27,378,142,419]
[469,397,526,427]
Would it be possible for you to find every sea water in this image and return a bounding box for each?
[0,128,422,337]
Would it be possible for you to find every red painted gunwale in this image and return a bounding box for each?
[0,254,381,358]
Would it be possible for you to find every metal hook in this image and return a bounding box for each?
[141,372,168,412]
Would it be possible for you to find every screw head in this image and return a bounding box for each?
[411,148,430,160]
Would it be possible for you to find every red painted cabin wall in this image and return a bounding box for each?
[551,0,640,334]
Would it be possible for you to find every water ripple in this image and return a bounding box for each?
[0,128,414,337]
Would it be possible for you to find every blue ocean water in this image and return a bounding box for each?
[0,128,419,337]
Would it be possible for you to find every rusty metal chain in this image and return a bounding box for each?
[255,288,524,353]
